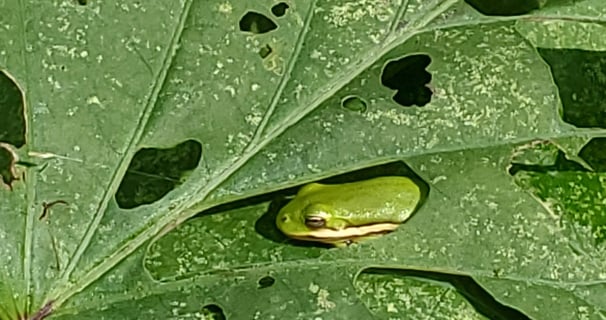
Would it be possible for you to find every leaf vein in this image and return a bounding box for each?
[50,0,196,304]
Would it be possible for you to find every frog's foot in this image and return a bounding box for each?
[332,235,386,248]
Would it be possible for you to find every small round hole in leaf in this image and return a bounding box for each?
[271,2,289,17]
[259,44,273,59]
[381,54,432,107]
[341,95,367,113]
[77,0,88,5]
[201,304,226,320]
[239,11,278,34]
[258,276,275,289]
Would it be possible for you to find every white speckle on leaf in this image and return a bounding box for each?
[237,132,252,146]
[364,109,413,126]
[324,0,395,27]
[217,2,233,14]
[66,107,77,116]
[387,302,399,313]
[431,175,447,184]
[86,95,103,108]
[224,85,236,96]
[310,49,323,60]
[307,164,321,173]
[265,152,277,163]
[245,112,262,126]
[111,78,123,88]
[316,289,336,311]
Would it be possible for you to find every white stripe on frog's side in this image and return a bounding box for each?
[288,222,400,242]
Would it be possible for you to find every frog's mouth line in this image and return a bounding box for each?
[288,222,400,243]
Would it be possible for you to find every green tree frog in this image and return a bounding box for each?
[276,176,421,247]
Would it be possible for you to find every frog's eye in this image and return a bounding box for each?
[305,216,326,228]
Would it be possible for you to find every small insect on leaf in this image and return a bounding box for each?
[39,200,69,220]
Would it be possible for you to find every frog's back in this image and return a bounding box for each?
[317,176,421,223]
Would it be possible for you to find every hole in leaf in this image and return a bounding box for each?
[465,0,539,16]
[271,2,289,17]
[508,147,586,176]
[239,11,278,34]
[341,95,367,113]
[270,161,430,247]
[258,276,275,289]
[509,141,606,246]
[579,138,606,171]
[259,44,273,59]
[201,304,226,320]
[77,0,87,5]
[143,161,431,282]
[357,268,532,320]
[144,191,309,282]
[381,54,433,107]
[115,139,202,209]
[538,48,606,129]
[0,70,26,148]
[0,144,19,190]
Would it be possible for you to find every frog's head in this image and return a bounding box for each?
[278,202,346,233]
[277,202,396,245]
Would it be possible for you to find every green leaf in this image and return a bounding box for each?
[1,0,605,319]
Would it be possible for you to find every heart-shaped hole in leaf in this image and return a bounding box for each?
[381,54,433,107]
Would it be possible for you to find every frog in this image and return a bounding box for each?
[276,176,421,247]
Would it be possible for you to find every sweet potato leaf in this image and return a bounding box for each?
[1,0,605,319]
